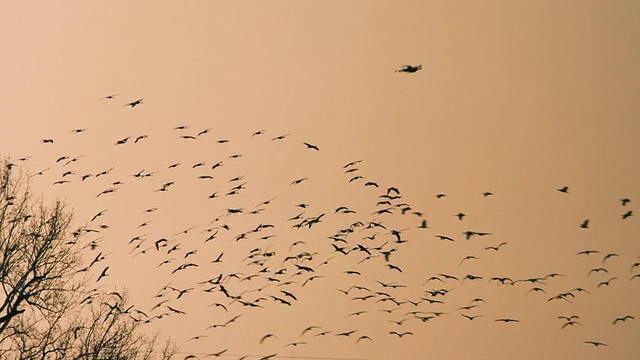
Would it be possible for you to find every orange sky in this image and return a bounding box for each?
[1,1,639,359]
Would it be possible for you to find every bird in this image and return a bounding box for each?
[304,142,319,151]
[301,326,320,336]
[395,64,422,73]
[613,315,634,324]
[90,209,107,222]
[584,341,607,347]
[123,98,143,107]
[271,133,289,141]
[356,335,372,343]
[99,94,119,100]
[96,267,109,282]
[154,239,168,251]
[284,341,307,347]
[187,335,208,342]
[596,277,618,287]
[459,255,478,265]
[207,349,228,357]
[588,267,608,275]
[335,330,357,337]
[557,186,569,193]
[260,333,277,343]
[343,160,362,168]
[435,235,454,242]
[290,178,308,185]
[167,306,186,315]
[485,242,507,251]
[461,314,482,321]
[621,210,633,219]
[115,137,130,145]
[602,253,619,263]
[579,219,590,229]
[577,249,599,256]
[389,331,413,337]
[620,198,631,206]
[495,318,519,323]
[561,321,582,329]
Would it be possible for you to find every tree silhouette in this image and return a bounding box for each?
[0,159,176,359]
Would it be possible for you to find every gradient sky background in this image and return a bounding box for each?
[1,1,639,359]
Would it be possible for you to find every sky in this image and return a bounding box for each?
[1,1,639,359]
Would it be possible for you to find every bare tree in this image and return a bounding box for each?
[0,159,177,359]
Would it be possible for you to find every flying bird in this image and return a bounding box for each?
[561,321,582,329]
[99,94,119,100]
[584,341,607,347]
[495,318,519,323]
[96,267,109,282]
[579,219,590,229]
[260,333,277,343]
[304,142,319,151]
[124,98,143,107]
[389,331,413,337]
[596,277,618,288]
[395,64,422,73]
[613,315,634,324]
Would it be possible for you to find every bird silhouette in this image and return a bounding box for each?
[96,266,109,282]
[580,219,590,229]
[584,341,607,347]
[395,64,422,73]
[461,314,482,320]
[356,335,372,343]
[99,94,119,100]
[124,98,143,107]
[495,318,519,323]
[485,242,507,251]
[561,321,582,329]
[389,331,413,337]
[613,315,634,324]
[260,333,277,343]
[304,142,319,151]
[596,277,618,287]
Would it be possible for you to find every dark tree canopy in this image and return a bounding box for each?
[0,158,176,359]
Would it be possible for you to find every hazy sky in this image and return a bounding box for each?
[1,1,639,359]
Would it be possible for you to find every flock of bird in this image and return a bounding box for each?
[6,67,638,359]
